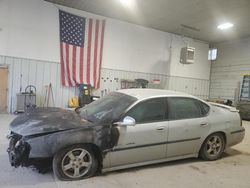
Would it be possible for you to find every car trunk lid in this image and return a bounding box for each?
[209,102,239,112]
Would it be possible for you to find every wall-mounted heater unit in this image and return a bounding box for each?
[180,47,195,64]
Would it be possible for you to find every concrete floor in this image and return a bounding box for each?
[0,114,250,188]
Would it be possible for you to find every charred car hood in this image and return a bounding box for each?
[10,107,89,136]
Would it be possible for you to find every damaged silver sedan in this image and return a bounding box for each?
[7,89,245,180]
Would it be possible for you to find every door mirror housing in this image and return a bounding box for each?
[115,116,136,126]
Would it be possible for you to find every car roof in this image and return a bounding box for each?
[117,89,196,101]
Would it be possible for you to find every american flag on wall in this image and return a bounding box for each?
[59,10,105,88]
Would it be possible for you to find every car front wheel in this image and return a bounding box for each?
[200,133,225,161]
[53,144,98,180]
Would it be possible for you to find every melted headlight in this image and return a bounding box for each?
[7,133,30,167]
[15,140,22,148]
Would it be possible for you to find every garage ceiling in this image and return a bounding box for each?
[45,0,250,43]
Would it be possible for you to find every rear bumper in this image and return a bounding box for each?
[227,128,245,147]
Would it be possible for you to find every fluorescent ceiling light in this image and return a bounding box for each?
[119,0,134,8]
[217,23,234,30]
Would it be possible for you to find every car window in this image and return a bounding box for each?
[126,98,166,123]
[168,97,203,120]
[79,92,137,123]
[200,101,210,116]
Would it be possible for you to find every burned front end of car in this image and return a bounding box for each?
[7,132,31,167]
[6,108,96,170]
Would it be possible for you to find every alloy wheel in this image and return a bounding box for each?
[206,135,223,157]
[61,148,92,178]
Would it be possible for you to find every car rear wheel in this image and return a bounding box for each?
[200,133,225,161]
[53,144,98,180]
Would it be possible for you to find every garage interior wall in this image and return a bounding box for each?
[0,0,210,112]
[210,37,250,102]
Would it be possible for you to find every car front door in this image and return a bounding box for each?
[166,97,210,158]
[109,97,168,167]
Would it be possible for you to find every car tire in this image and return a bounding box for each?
[200,133,225,161]
[53,144,98,181]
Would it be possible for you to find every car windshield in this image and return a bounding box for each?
[79,92,137,124]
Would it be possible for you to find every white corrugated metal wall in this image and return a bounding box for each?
[0,56,77,113]
[0,55,210,113]
[167,77,209,99]
[210,38,250,101]
[210,64,248,100]
[99,69,209,99]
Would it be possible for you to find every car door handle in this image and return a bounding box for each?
[156,127,165,131]
[200,122,208,127]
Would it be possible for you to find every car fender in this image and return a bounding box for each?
[26,124,119,159]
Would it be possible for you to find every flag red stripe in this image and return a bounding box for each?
[97,20,105,88]
[87,19,93,85]
[72,46,77,84]
[93,20,99,88]
[60,43,66,86]
[79,47,84,84]
[65,44,72,87]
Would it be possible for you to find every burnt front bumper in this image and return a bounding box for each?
[7,133,31,167]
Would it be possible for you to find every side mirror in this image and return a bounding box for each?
[115,116,136,126]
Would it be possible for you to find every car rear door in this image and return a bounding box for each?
[166,97,210,158]
[109,97,168,167]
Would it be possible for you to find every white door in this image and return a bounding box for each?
[166,97,210,158]
[110,98,168,167]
